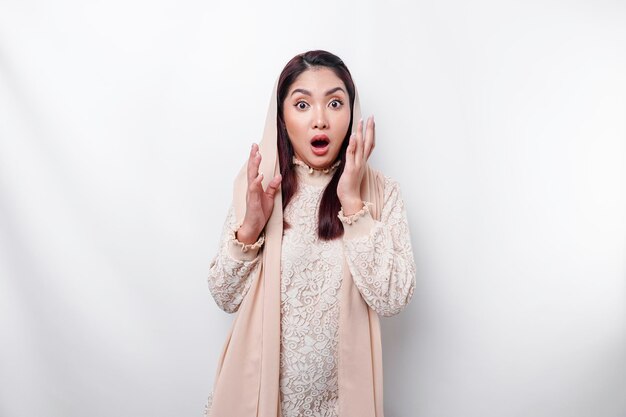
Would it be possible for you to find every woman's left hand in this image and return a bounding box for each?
[337,115,376,214]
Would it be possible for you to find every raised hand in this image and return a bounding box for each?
[337,115,375,215]
[237,143,282,244]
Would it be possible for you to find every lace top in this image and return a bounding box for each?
[205,157,417,417]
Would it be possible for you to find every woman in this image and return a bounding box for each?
[205,50,417,417]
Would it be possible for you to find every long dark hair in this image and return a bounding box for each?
[277,50,356,240]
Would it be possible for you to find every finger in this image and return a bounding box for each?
[247,143,260,184]
[364,116,374,160]
[367,129,376,160]
[346,132,356,168]
[264,174,282,198]
[250,172,263,191]
[355,118,364,164]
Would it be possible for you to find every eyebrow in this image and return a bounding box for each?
[290,86,346,97]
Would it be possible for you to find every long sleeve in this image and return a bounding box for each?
[207,203,264,314]
[340,176,417,317]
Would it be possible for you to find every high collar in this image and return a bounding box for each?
[292,156,341,187]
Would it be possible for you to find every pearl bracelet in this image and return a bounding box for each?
[337,201,374,225]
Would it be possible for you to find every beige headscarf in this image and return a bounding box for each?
[208,72,386,416]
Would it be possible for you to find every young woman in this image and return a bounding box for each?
[205,50,417,417]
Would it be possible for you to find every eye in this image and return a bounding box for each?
[330,99,344,109]
[295,101,309,110]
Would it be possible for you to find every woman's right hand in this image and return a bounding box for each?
[236,143,282,244]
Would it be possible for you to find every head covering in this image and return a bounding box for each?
[208,71,386,417]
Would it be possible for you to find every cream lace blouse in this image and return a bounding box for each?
[205,157,416,417]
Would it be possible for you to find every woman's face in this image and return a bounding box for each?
[283,67,351,170]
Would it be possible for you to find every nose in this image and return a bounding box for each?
[312,107,328,129]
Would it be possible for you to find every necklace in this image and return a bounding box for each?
[292,156,342,174]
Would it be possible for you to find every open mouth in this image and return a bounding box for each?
[311,139,329,148]
[310,135,330,155]
[311,134,330,147]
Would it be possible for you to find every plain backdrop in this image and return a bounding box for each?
[1,1,624,416]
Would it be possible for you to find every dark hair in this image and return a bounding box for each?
[277,50,356,240]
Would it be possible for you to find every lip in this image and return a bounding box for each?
[310,134,330,156]
[311,142,329,156]
[311,134,329,143]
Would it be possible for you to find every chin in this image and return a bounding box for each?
[311,152,340,166]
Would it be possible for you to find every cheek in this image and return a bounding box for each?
[284,110,306,137]
[336,107,350,124]
[334,111,351,139]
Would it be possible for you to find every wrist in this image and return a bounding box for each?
[339,197,364,216]
[236,224,262,245]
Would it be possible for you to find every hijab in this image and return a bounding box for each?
[208,72,387,417]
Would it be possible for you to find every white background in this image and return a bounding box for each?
[1,1,624,416]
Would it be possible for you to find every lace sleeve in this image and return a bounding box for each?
[340,176,417,317]
[207,204,263,314]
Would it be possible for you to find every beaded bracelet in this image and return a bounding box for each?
[337,201,374,225]
[231,221,265,252]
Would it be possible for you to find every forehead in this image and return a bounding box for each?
[288,67,346,95]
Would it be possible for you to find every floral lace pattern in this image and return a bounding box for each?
[279,180,343,417]
[205,165,416,416]
[202,391,213,417]
[206,204,263,314]
[342,177,417,317]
